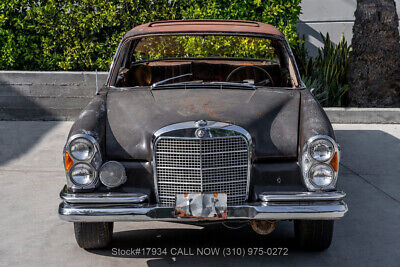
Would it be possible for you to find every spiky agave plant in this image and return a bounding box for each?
[299,33,351,107]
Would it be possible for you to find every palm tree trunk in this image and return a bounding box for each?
[349,0,400,107]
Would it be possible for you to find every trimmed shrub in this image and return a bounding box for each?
[0,0,301,71]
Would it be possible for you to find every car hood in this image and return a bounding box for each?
[106,88,300,161]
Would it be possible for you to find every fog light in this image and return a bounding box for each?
[70,163,95,186]
[99,161,127,188]
[309,164,334,188]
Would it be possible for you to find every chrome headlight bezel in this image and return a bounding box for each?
[69,137,95,161]
[63,134,102,190]
[301,135,340,191]
[308,137,335,162]
[69,162,96,186]
[308,163,335,188]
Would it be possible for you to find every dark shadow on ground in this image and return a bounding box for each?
[335,129,400,171]
[335,129,400,201]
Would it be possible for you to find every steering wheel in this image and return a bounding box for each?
[226,65,274,86]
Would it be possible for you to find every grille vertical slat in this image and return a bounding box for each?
[155,136,249,206]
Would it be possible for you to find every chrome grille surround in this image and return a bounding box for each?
[152,121,252,206]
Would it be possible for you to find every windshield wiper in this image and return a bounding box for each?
[152,80,258,90]
[208,81,256,89]
[152,80,257,90]
[150,73,193,89]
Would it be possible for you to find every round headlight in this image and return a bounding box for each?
[69,138,94,161]
[99,161,127,188]
[309,164,334,188]
[70,163,95,186]
[309,138,334,162]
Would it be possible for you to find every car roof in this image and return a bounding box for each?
[124,19,284,39]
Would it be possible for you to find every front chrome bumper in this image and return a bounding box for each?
[59,186,347,222]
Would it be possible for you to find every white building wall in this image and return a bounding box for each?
[297,0,400,56]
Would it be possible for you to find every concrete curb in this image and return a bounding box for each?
[324,108,400,124]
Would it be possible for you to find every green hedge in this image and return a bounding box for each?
[0,0,301,71]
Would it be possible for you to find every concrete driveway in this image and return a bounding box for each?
[0,122,399,266]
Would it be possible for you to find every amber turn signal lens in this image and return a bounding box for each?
[330,152,339,172]
[64,151,73,171]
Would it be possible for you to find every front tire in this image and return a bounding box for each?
[74,222,113,249]
[294,220,334,251]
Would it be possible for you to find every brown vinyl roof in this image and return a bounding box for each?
[124,19,284,39]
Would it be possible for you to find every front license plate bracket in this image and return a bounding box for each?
[174,193,228,219]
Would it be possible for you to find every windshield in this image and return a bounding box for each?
[113,34,297,88]
[134,35,279,61]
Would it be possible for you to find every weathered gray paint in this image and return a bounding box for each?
[0,71,107,120]
[299,89,336,152]
[297,0,400,56]
[105,87,300,161]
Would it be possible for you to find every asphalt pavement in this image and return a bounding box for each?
[0,121,399,266]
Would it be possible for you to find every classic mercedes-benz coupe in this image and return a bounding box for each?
[59,20,347,250]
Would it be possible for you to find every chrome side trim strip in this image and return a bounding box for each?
[59,201,348,222]
[60,186,148,204]
[259,191,346,202]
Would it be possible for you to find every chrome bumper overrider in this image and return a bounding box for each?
[59,187,347,222]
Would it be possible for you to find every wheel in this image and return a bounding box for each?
[294,220,334,251]
[74,222,113,249]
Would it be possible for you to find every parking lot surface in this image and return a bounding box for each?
[0,122,399,266]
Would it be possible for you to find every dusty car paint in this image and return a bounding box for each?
[105,88,300,161]
[68,94,107,151]
[299,89,336,150]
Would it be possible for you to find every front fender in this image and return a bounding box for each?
[67,94,107,152]
[299,89,335,152]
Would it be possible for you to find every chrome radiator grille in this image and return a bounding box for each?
[154,136,249,205]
